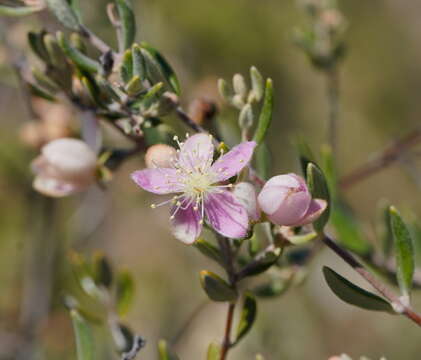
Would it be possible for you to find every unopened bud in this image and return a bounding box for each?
[238,103,254,130]
[258,173,327,227]
[232,73,248,99]
[249,66,264,102]
[145,144,177,168]
[31,138,97,197]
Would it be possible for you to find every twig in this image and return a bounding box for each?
[339,127,421,189]
[220,302,235,360]
[79,25,114,56]
[322,234,421,327]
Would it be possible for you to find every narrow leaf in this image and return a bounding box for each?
[70,310,95,360]
[207,343,221,360]
[252,78,273,145]
[306,162,330,232]
[254,142,271,180]
[194,239,225,267]
[116,271,135,316]
[158,340,180,360]
[323,266,394,313]
[199,270,237,302]
[120,49,133,83]
[57,32,100,73]
[390,206,415,298]
[234,292,257,345]
[46,0,80,30]
[141,42,181,95]
[115,0,136,50]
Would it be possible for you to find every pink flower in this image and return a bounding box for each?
[232,182,260,222]
[257,173,327,227]
[131,134,256,244]
[31,138,97,197]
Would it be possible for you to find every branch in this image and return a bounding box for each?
[322,234,421,327]
[339,127,421,189]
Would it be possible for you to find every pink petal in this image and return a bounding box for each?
[232,182,260,221]
[131,168,183,194]
[204,190,249,238]
[171,202,203,244]
[211,141,257,181]
[178,133,214,171]
[295,198,327,226]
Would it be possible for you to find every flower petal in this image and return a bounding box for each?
[211,141,256,181]
[295,198,327,226]
[205,190,249,238]
[178,133,214,171]
[171,201,202,244]
[131,168,183,194]
[33,176,80,197]
[232,182,260,221]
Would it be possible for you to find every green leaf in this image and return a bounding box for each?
[200,270,237,302]
[141,42,181,95]
[132,44,147,79]
[234,292,257,345]
[29,83,56,101]
[158,340,180,360]
[57,32,100,73]
[68,0,82,22]
[115,0,136,51]
[306,162,330,232]
[46,0,80,30]
[250,66,264,102]
[331,200,372,255]
[323,266,394,313]
[125,75,143,96]
[252,78,274,145]
[70,310,95,360]
[31,67,59,93]
[206,343,221,360]
[0,5,42,16]
[116,271,135,316]
[254,142,271,180]
[194,239,225,267]
[389,206,415,298]
[120,49,133,83]
[239,249,281,278]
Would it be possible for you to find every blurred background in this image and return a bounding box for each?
[1,0,421,359]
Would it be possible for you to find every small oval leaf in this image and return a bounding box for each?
[115,0,136,51]
[323,266,394,313]
[234,292,257,345]
[206,343,221,360]
[200,270,237,302]
[46,0,80,30]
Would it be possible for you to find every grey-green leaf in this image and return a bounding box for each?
[234,292,257,345]
[158,340,180,360]
[194,239,225,267]
[200,270,237,302]
[206,343,221,360]
[115,0,136,51]
[70,310,95,360]
[390,206,415,298]
[57,32,100,73]
[116,271,135,317]
[306,162,330,232]
[46,0,80,30]
[323,266,394,313]
[141,42,181,95]
[252,78,273,145]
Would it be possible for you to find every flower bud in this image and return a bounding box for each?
[257,173,327,227]
[144,144,177,168]
[232,182,260,222]
[31,138,97,197]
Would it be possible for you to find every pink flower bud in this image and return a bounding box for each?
[232,182,260,222]
[31,138,97,197]
[144,144,177,169]
[257,173,327,227]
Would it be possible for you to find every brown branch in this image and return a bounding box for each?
[322,234,421,327]
[220,302,235,360]
[339,127,421,189]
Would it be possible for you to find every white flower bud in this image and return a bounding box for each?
[144,144,177,169]
[31,138,97,197]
